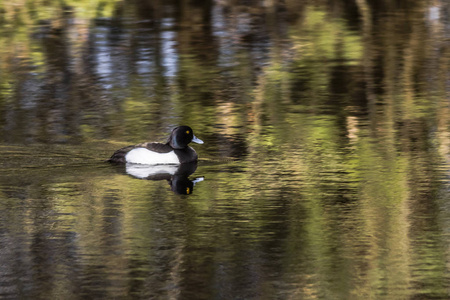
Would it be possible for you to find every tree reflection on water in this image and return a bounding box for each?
[0,0,448,299]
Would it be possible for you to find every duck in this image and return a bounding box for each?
[108,126,204,164]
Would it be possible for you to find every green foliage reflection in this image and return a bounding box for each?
[0,0,448,299]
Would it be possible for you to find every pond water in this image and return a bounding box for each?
[0,0,449,299]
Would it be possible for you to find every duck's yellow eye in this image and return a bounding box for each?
[186,130,190,134]
[186,187,190,194]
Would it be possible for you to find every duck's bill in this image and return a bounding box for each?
[192,135,204,144]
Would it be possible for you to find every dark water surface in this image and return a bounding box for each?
[0,0,449,299]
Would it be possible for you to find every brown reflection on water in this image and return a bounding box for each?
[0,0,449,299]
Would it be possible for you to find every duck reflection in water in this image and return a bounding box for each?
[125,161,204,195]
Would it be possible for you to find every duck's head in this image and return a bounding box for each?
[168,126,204,149]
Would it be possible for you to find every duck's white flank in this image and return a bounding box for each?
[125,148,179,165]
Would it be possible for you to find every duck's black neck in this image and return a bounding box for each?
[168,139,187,150]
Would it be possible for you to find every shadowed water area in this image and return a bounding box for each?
[0,0,449,299]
